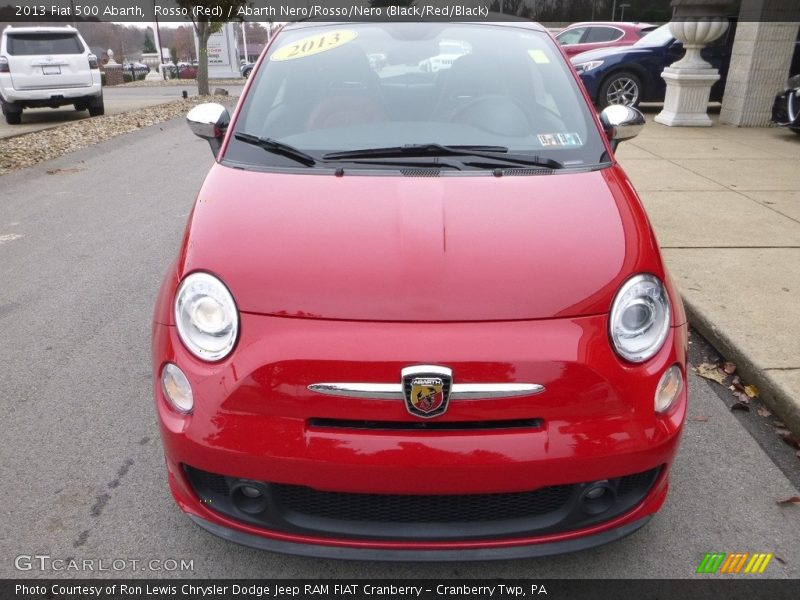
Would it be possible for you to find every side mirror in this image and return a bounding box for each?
[186,102,230,155]
[599,104,645,150]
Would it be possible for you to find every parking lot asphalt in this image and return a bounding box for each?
[1,118,798,579]
[0,84,245,139]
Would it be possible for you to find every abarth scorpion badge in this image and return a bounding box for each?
[402,365,452,418]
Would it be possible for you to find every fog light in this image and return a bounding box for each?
[580,481,616,515]
[655,364,683,413]
[161,363,193,414]
[231,481,269,514]
[240,485,262,498]
[586,481,609,499]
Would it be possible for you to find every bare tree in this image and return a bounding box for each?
[177,0,246,95]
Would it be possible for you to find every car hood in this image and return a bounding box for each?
[179,164,661,322]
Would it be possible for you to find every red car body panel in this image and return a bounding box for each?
[153,20,687,558]
[170,166,665,323]
[559,22,656,57]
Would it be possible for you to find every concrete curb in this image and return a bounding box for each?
[684,297,800,437]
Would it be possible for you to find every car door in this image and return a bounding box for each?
[582,26,625,53]
[6,32,92,90]
[556,27,588,56]
[643,40,684,101]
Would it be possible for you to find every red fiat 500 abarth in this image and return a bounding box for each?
[152,20,687,560]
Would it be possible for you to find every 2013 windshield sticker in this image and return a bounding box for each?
[538,133,583,147]
[271,30,358,62]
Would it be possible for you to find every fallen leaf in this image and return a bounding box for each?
[744,384,759,399]
[722,362,736,374]
[757,406,772,418]
[731,401,750,412]
[730,376,745,392]
[773,420,786,427]
[776,496,800,506]
[696,362,726,384]
[46,167,85,175]
[692,415,709,422]
[780,434,800,450]
[733,391,750,405]
[774,428,800,448]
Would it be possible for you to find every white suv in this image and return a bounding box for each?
[0,25,103,125]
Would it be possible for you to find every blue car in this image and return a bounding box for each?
[571,23,736,108]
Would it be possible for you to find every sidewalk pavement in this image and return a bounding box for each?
[615,111,800,435]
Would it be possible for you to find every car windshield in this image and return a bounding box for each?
[229,22,607,170]
[634,24,674,47]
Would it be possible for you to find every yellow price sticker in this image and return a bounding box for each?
[528,49,550,64]
[271,30,358,62]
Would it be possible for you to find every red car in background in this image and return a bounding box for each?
[154,19,687,560]
[556,22,658,57]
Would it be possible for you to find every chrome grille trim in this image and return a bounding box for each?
[308,382,544,400]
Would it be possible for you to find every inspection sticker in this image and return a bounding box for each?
[271,30,358,62]
[528,49,550,64]
[538,133,583,147]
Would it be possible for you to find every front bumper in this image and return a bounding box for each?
[153,312,687,555]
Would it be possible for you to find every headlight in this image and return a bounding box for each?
[573,60,604,75]
[174,272,238,361]
[609,274,670,363]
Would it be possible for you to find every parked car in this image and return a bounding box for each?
[155,19,687,560]
[772,73,800,134]
[163,62,197,79]
[240,62,254,78]
[556,21,658,57]
[0,25,103,124]
[418,39,471,72]
[123,61,149,72]
[572,22,736,107]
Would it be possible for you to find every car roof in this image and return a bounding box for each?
[283,17,548,34]
[562,22,655,29]
[3,26,80,35]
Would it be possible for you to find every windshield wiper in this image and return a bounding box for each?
[323,144,509,161]
[323,144,563,169]
[459,154,564,170]
[234,132,317,167]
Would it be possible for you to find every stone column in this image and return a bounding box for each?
[720,7,800,127]
[103,49,123,86]
[655,0,731,127]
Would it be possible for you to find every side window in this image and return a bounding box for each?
[556,27,587,45]
[585,27,623,43]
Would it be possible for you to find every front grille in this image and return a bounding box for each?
[272,482,570,523]
[184,465,662,542]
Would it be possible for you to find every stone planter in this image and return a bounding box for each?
[655,1,730,127]
[141,52,163,82]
